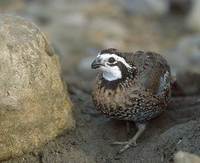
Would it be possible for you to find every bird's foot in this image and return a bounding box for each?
[111,123,146,154]
[112,140,137,154]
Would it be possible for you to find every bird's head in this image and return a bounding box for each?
[91,48,136,81]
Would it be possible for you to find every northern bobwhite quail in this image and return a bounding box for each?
[91,48,171,153]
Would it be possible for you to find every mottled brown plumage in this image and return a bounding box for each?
[91,48,171,153]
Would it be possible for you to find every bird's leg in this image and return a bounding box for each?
[112,123,146,154]
[126,121,131,135]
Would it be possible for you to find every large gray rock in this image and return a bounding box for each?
[166,35,200,95]
[0,15,74,160]
[186,0,200,32]
[167,35,200,72]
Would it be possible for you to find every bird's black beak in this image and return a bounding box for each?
[91,58,103,69]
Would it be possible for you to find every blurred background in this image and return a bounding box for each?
[1,0,200,95]
[1,1,200,162]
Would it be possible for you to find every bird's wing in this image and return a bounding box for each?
[130,51,171,95]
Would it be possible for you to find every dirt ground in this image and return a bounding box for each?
[2,73,200,163]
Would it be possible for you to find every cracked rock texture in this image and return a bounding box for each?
[0,15,74,161]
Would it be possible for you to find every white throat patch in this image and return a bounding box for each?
[101,66,122,81]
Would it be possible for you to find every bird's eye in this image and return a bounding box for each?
[108,57,115,63]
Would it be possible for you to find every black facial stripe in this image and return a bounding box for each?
[106,61,128,75]
[107,62,118,66]
[107,61,130,68]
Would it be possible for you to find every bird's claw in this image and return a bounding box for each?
[111,140,137,154]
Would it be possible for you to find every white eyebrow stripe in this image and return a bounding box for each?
[99,53,132,68]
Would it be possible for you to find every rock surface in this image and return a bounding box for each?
[0,15,74,160]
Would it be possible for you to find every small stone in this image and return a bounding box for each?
[174,151,200,163]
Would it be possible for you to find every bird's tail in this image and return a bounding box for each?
[170,76,185,97]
